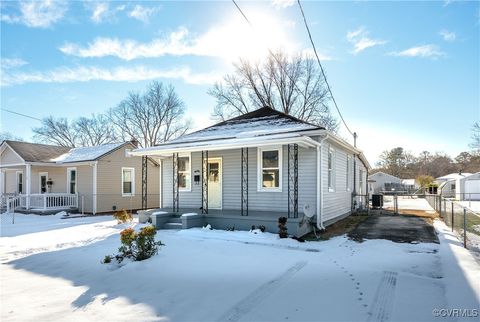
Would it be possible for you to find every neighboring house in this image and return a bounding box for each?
[0,140,160,213]
[435,172,472,199]
[402,179,419,193]
[455,172,480,201]
[368,171,402,194]
[131,107,371,236]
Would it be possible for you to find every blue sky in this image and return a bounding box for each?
[1,0,479,164]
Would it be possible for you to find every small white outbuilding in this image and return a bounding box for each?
[457,172,480,201]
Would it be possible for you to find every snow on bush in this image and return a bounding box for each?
[103,225,164,264]
[113,209,133,224]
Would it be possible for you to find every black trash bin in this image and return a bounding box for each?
[372,194,383,209]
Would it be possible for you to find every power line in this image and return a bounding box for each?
[1,108,42,121]
[296,0,354,136]
[231,0,354,138]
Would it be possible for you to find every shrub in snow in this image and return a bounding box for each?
[226,226,235,231]
[258,225,266,233]
[250,225,266,234]
[113,209,133,224]
[202,224,212,230]
[104,225,164,264]
[278,217,288,238]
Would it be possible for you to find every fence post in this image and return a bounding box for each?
[463,208,467,249]
[451,203,454,232]
[438,196,442,218]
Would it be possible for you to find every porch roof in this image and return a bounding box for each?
[130,133,319,157]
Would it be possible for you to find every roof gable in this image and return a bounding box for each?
[167,106,323,145]
[3,140,70,163]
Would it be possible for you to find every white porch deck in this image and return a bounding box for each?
[2,193,78,214]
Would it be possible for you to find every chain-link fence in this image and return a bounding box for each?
[424,194,480,257]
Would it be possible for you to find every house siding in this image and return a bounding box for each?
[161,146,318,215]
[97,145,160,213]
[0,145,24,165]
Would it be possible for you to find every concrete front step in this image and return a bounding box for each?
[163,222,182,230]
[168,217,182,224]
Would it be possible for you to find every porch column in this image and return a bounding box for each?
[287,144,298,218]
[0,170,4,195]
[201,151,208,214]
[141,156,148,210]
[92,162,97,214]
[241,148,248,216]
[25,163,31,209]
[172,153,179,213]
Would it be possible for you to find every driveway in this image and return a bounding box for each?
[348,214,439,244]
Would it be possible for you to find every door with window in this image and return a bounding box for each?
[67,168,77,194]
[39,172,48,193]
[207,158,222,209]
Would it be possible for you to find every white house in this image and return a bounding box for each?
[131,107,371,236]
[456,172,480,201]
[436,172,473,199]
[368,171,402,194]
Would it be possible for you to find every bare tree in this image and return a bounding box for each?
[0,131,23,142]
[209,51,338,131]
[470,121,480,154]
[33,117,77,147]
[109,81,190,148]
[74,114,117,146]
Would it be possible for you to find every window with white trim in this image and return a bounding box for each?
[16,171,23,194]
[258,147,282,191]
[346,155,351,191]
[178,155,191,191]
[122,167,135,196]
[328,147,335,191]
[67,168,77,194]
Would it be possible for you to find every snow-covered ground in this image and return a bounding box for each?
[1,213,479,321]
[458,201,480,214]
[383,195,437,212]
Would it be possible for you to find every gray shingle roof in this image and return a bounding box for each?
[4,140,70,162]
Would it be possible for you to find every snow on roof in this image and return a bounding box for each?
[402,179,416,185]
[51,143,125,163]
[436,172,473,181]
[166,107,321,145]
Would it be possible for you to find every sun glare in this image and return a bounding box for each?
[195,10,297,63]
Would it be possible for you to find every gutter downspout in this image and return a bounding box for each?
[315,134,329,230]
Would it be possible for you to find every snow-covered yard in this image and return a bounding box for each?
[1,213,479,322]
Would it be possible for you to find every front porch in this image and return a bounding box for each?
[2,193,78,214]
[142,208,308,237]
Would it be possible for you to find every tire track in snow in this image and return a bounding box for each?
[217,261,307,322]
[367,271,398,322]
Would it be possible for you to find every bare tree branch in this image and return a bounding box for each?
[209,50,338,131]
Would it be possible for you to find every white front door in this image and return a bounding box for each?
[208,158,222,209]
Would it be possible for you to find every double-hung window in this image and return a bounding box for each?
[67,168,77,194]
[178,154,191,191]
[16,171,23,194]
[122,167,135,196]
[328,147,335,192]
[258,147,282,191]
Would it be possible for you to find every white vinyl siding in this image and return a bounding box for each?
[122,167,135,196]
[346,155,351,191]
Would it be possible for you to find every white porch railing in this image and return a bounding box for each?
[4,193,78,213]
